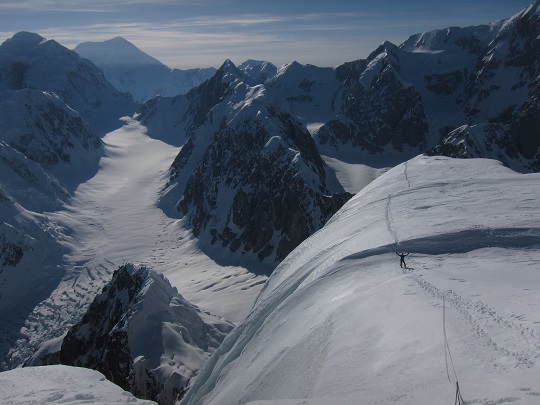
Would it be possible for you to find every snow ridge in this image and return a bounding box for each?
[181,156,540,405]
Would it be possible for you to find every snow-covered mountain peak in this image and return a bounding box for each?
[238,59,278,84]
[3,31,46,46]
[215,59,243,83]
[274,60,308,79]
[516,0,540,19]
[0,31,69,63]
[27,263,233,403]
[75,37,216,102]
[497,0,540,35]
[400,24,496,56]
[366,40,399,61]
[75,36,166,68]
[238,59,267,70]
[0,31,137,135]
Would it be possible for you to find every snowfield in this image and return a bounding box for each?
[0,365,156,404]
[180,155,540,405]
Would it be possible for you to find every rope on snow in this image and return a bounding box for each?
[443,296,465,404]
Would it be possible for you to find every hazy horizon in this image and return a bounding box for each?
[0,0,534,69]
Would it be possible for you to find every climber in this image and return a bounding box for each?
[396,252,409,268]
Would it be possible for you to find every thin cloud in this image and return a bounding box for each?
[1,2,530,69]
[0,0,200,13]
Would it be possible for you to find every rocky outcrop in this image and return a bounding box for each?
[176,106,350,263]
[26,264,233,404]
[152,61,351,268]
[0,89,103,178]
[317,42,428,154]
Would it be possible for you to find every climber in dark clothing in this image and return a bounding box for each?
[396,252,409,268]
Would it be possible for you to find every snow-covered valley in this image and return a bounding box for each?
[52,118,267,324]
[17,118,267,360]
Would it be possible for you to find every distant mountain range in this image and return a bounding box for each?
[138,1,539,270]
[74,37,216,102]
[316,3,540,173]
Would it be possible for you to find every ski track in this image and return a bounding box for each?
[385,165,540,382]
[7,119,267,365]
[404,263,540,370]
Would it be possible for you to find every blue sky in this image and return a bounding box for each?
[0,0,534,69]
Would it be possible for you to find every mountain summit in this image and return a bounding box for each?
[75,36,166,68]
[75,37,216,102]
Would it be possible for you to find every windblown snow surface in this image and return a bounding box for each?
[181,155,540,405]
[0,365,156,404]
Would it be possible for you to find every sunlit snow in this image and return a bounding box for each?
[0,365,156,404]
[181,156,540,405]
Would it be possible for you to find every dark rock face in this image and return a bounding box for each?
[161,61,351,266]
[177,108,350,263]
[27,264,233,404]
[425,70,465,96]
[184,60,238,132]
[316,43,429,154]
[0,89,102,170]
[141,60,352,269]
[0,237,24,267]
[315,5,540,171]
[238,59,278,84]
[57,265,141,390]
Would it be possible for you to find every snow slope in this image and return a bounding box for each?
[181,155,540,405]
[0,365,156,404]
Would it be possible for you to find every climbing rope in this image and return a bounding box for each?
[443,296,465,404]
